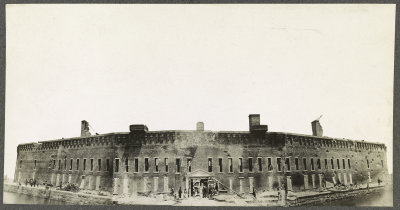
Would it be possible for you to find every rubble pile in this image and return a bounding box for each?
[62,183,80,192]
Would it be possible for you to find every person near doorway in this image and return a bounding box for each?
[178,187,182,199]
[208,186,213,199]
[252,188,257,198]
[203,186,207,198]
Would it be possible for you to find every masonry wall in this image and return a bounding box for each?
[285,134,388,191]
[15,130,388,196]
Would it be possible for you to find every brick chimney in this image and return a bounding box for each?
[196,122,204,131]
[249,114,260,131]
[249,114,268,133]
[81,120,91,137]
[311,120,323,137]
[129,124,148,133]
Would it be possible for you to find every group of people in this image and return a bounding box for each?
[170,184,219,200]
[23,179,39,188]
[199,184,218,199]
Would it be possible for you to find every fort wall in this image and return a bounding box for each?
[14,117,388,196]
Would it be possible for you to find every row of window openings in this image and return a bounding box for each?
[21,157,383,172]
[295,140,383,151]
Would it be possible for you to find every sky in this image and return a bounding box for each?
[5,4,395,178]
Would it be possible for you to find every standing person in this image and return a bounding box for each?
[183,188,187,199]
[284,183,288,199]
[203,185,207,198]
[208,186,212,199]
[281,183,287,205]
[253,188,257,198]
[178,187,182,199]
[277,186,281,201]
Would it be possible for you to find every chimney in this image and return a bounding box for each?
[249,114,268,133]
[249,114,260,131]
[129,124,148,133]
[311,120,323,137]
[81,120,91,137]
[196,122,204,131]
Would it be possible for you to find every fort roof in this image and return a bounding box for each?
[17,114,386,147]
[16,129,385,147]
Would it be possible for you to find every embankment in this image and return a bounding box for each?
[4,183,113,205]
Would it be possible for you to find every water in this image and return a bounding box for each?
[317,185,393,207]
[3,191,67,205]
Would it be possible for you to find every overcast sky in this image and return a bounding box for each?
[5,4,395,178]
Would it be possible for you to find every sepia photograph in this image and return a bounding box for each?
[3,3,395,207]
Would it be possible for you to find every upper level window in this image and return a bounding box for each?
[228,158,233,173]
[90,159,94,171]
[277,158,282,172]
[331,158,334,169]
[34,160,37,169]
[248,158,253,172]
[83,159,86,171]
[257,157,262,172]
[294,158,299,170]
[53,159,56,169]
[367,159,370,169]
[311,158,315,171]
[176,158,181,173]
[218,158,222,173]
[20,160,22,169]
[76,159,80,170]
[187,158,192,173]
[155,158,159,173]
[285,157,291,171]
[267,158,273,171]
[106,159,110,171]
[239,158,243,173]
[115,158,119,172]
[324,159,328,169]
[342,159,346,169]
[70,159,73,170]
[64,157,67,170]
[348,159,351,169]
[125,159,128,172]
[337,159,340,169]
[59,160,62,170]
[317,159,321,170]
[303,158,307,171]
[165,158,169,172]
[144,158,149,172]
[134,158,139,172]
[98,159,102,171]
[208,158,213,172]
